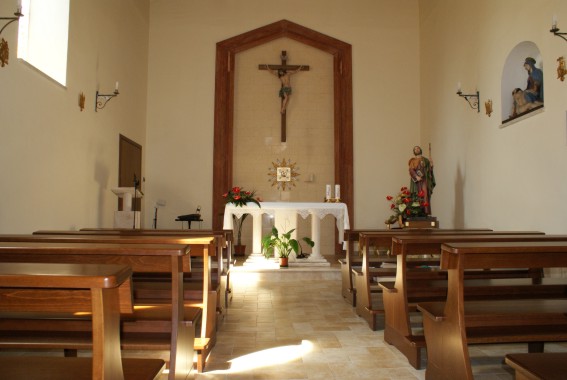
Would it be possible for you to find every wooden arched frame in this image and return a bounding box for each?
[212,20,354,240]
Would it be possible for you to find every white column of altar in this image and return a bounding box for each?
[310,213,321,259]
[252,214,263,253]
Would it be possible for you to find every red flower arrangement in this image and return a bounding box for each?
[223,186,261,248]
[385,186,428,224]
[222,186,261,207]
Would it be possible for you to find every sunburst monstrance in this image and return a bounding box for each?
[268,158,300,191]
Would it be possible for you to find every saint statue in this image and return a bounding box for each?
[408,146,435,215]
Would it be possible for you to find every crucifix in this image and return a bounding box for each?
[259,50,310,142]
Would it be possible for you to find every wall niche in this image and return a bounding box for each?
[500,41,544,126]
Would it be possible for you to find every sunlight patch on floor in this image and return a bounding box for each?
[206,340,314,374]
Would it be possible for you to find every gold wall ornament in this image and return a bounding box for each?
[78,92,86,111]
[557,56,567,82]
[0,38,9,67]
[484,99,493,117]
[267,158,300,191]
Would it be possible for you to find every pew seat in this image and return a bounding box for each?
[0,262,166,380]
[0,241,206,378]
[0,357,166,380]
[505,352,567,380]
[417,241,567,380]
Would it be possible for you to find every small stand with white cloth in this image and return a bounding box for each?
[111,187,143,229]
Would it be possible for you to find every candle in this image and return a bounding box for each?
[457,82,461,93]
[325,184,331,199]
[335,184,340,200]
[553,14,558,29]
[115,81,119,92]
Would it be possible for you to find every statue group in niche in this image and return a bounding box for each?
[510,57,543,118]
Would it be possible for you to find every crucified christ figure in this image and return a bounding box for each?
[264,64,304,114]
[259,51,310,142]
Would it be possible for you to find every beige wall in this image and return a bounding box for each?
[4,0,562,250]
[0,0,149,233]
[145,0,421,247]
[419,0,567,234]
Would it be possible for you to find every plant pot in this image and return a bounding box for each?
[234,244,246,256]
[279,257,289,268]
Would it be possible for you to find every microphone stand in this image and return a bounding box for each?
[133,175,139,229]
[153,207,158,229]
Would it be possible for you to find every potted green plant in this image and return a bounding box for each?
[222,186,261,256]
[261,226,315,267]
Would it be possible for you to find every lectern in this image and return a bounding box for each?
[111,187,143,228]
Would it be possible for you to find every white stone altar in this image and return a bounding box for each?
[111,187,143,229]
[223,202,350,264]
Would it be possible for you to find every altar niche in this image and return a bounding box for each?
[212,19,354,241]
[259,50,310,142]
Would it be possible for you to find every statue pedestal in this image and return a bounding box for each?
[111,187,143,229]
[404,216,439,229]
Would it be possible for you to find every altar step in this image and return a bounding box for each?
[242,253,330,267]
[233,253,340,282]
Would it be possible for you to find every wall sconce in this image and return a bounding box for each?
[551,15,567,43]
[557,56,566,81]
[0,6,23,35]
[95,82,119,112]
[456,83,480,112]
[0,5,23,68]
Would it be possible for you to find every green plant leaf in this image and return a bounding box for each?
[290,239,299,253]
[302,237,315,248]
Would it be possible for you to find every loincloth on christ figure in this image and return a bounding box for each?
[279,86,292,98]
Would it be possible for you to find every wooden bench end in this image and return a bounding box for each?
[194,337,211,351]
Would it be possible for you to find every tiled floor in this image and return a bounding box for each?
[186,255,567,379]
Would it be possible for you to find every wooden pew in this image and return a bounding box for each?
[31,232,220,373]
[0,241,206,379]
[352,229,526,330]
[37,229,233,313]
[0,262,166,380]
[505,352,567,380]
[383,234,567,370]
[25,232,222,343]
[341,228,493,306]
[341,229,403,307]
[379,231,567,369]
[418,241,567,380]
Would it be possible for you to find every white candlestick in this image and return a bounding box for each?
[335,184,340,200]
[325,185,331,199]
[115,81,119,91]
[457,82,461,93]
[553,14,558,29]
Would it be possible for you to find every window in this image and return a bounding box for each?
[17,0,70,86]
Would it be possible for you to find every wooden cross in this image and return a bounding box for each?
[259,50,310,142]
